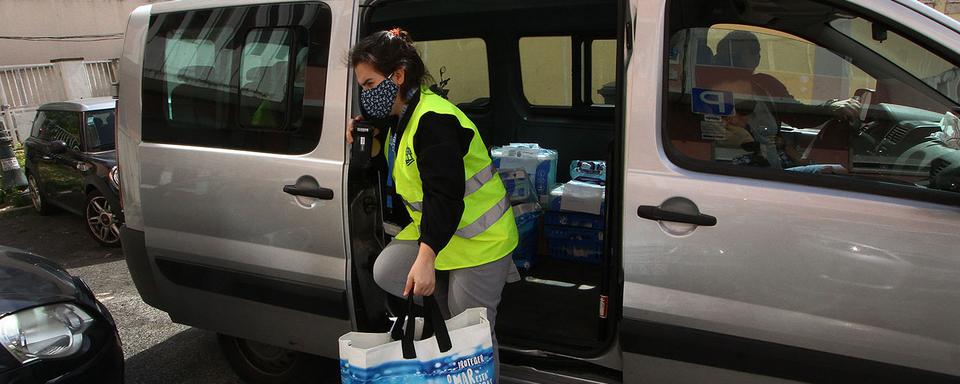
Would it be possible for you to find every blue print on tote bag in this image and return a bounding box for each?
[339,296,497,384]
[340,346,495,384]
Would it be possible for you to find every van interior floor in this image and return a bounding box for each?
[498,257,604,350]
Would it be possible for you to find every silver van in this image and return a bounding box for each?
[117,0,960,382]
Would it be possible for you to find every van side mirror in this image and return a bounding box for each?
[50,140,68,154]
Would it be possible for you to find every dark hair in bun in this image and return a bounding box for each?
[349,28,430,99]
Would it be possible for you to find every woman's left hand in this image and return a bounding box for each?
[404,244,437,297]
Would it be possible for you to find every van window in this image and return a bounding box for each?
[414,38,490,106]
[591,39,616,105]
[161,38,221,126]
[239,27,307,130]
[665,2,960,198]
[520,36,573,106]
[141,4,331,155]
[831,17,960,104]
[40,111,81,150]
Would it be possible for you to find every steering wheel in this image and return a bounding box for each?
[850,88,876,134]
[801,88,876,161]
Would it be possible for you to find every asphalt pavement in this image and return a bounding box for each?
[0,207,245,383]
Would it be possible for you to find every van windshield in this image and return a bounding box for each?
[830,17,960,105]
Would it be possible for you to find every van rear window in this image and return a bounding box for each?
[415,38,490,106]
[520,36,573,107]
[140,4,331,155]
[519,36,617,109]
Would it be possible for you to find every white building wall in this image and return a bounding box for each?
[0,0,159,66]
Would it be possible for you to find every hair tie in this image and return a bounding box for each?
[388,28,402,38]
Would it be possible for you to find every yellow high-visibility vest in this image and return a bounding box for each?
[391,86,518,270]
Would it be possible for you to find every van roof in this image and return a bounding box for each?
[38,97,117,112]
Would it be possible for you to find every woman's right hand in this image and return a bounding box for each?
[346,115,363,144]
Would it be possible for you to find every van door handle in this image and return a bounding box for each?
[637,205,717,226]
[282,185,334,200]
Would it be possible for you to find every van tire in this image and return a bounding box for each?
[217,334,330,384]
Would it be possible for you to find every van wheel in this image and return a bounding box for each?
[27,174,54,215]
[217,334,328,384]
[84,190,121,247]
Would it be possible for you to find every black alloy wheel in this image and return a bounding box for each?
[84,190,121,247]
[217,334,330,384]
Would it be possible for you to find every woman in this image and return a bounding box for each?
[345,28,519,377]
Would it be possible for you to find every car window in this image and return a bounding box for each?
[141,3,331,154]
[520,36,573,107]
[83,109,116,151]
[41,111,81,150]
[414,38,490,106]
[31,111,46,138]
[665,1,960,199]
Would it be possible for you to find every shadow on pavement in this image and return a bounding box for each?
[0,209,123,269]
[126,328,343,384]
[125,328,243,384]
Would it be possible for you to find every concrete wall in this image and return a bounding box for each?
[0,0,158,66]
[921,0,960,18]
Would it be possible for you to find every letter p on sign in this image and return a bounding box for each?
[691,88,734,116]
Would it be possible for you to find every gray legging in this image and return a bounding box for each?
[372,239,518,380]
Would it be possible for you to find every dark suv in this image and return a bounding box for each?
[23,98,122,247]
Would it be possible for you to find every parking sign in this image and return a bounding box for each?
[691,88,734,116]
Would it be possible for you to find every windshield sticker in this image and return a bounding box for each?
[692,88,734,116]
[700,114,726,141]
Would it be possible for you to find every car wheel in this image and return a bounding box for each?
[217,334,330,384]
[27,174,54,215]
[84,190,121,248]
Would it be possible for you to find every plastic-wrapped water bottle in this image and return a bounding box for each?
[569,160,606,183]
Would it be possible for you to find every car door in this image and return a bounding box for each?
[39,110,85,212]
[621,0,960,382]
[26,110,52,186]
[134,1,352,357]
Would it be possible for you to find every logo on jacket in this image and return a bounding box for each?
[404,147,415,166]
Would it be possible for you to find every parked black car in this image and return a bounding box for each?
[0,245,124,383]
[23,98,122,247]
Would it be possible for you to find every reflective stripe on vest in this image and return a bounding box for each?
[464,163,497,196]
[402,163,496,214]
[454,196,511,238]
[404,194,511,239]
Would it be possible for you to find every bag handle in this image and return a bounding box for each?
[389,295,444,342]
[394,295,452,359]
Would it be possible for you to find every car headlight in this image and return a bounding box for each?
[108,166,120,190]
[0,303,94,364]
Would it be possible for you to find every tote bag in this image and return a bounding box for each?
[339,296,496,383]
